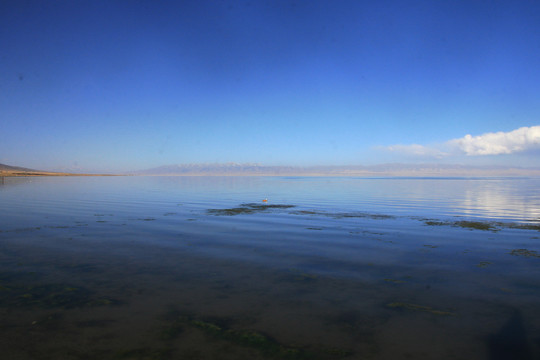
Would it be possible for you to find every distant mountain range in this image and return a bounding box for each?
[3,162,540,177]
[129,162,540,177]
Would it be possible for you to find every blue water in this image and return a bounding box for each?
[1,176,539,359]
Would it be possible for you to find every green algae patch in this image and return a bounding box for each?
[291,209,395,220]
[0,282,120,309]
[505,223,540,231]
[281,269,319,283]
[160,313,361,359]
[292,272,318,282]
[455,221,496,231]
[509,249,540,258]
[167,316,307,359]
[207,206,256,216]
[57,263,99,274]
[207,203,296,216]
[159,322,184,341]
[159,311,356,359]
[320,347,354,358]
[192,319,223,333]
[5,226,42,233]
[477,261,493,268]
[423,219,498,231]
[338,212,395,220]
[213,327,305,359]
[115,348,172,360]
[423,218,540,232]
[11,285,94,308]
[423,220,448,226]
[293,210,319,215]
[384,279,406,284]
[387,302,455,316]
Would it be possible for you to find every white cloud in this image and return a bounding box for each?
[385,144,447,158]
[384,125,540,158]
[449,126,540,155]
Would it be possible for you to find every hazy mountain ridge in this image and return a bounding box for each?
[0,163,107,177]
[130,163,540,177]
[3,162,540,177]
[0,163,53,176]
[0,163,39,172]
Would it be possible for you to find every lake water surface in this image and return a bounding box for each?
[1,176,539,359]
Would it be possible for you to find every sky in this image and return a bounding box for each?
[1,0,540,172]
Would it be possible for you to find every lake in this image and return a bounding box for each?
[0,176,539,360]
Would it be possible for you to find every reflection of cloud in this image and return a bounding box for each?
[384,125,540,158]
[384,144,447,158]
[460,180,540,221]
[449,126,540,155]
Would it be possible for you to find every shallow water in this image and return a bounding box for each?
[0,176,539,359]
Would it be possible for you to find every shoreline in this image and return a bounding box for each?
[0,171,118,177]
[3,172,540,178]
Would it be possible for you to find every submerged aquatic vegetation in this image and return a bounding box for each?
[387,302,455,316]
[0,284,91,308]
[191,319,223,333]
[384,279,406,284]
[455,221,497,231]
[504,223,540,231]
[423,218,540,232]
[115,348,172,360]
[293,210,319,215]
[285,268,319,282]
[424,220,497,231]
[207,203,296,216]
[162,315,306,358]
[160,313,354,359]
[0,280,120,309]
[290,210,395,220]
[509,249,540,258]
[423,220,448,226]
[425,219,497,230]
[338,212,395,220]
[477,261,493,268]
[5,226,42,233]
[57,263,99,274]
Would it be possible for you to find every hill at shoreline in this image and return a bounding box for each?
[0,163,108,177]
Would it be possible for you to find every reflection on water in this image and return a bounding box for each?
[0,176,539,359]
[461,179,540,221]
[2,176,540,220]
[488,310,533,360]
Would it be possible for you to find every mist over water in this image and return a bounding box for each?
[1,176,539,359]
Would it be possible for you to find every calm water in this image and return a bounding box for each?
[1,176,539,360]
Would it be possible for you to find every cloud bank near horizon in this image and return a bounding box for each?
[385,126,540,158]
[450,126,540,155]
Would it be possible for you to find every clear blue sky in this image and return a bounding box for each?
[1,0,540,172]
